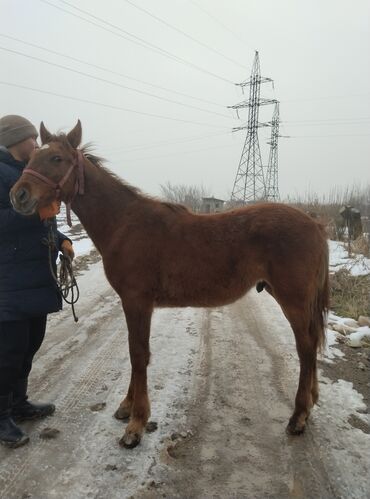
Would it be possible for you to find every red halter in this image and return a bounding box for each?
[23,149,85,227]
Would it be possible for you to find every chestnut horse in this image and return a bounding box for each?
[11,121,329,449]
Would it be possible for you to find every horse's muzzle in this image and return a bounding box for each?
[10,186,38,216]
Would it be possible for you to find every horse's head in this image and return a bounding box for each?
[11,120,83,216]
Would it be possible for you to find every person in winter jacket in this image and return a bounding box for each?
[0,115,74,448]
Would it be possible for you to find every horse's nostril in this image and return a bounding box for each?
[17,188,29,203]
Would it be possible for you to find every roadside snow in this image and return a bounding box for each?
[329,240,370,276]
[315,376,370,491]
[347,327,370,348]
[323,329,345,362]
[325,314,370,355]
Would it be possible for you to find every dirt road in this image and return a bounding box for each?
[0,259,369,499]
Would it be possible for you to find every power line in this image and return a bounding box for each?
[106,131,228,154]
[189,0,252,51]
[114,141,236,162]
[126,138,369,167]
[5,34,366,118]
[0,80,229,129]
[122,0,245,69]
[282,121,370,127]
[288,133,370,138]
[41,0,182,62]
[0,33,225,108]
[0,45,232,119]
[281,93,370,103]
[40,0,233,84]
[282,117,370,124]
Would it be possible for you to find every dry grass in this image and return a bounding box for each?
[352,235,370,257]
[330,268,370,319]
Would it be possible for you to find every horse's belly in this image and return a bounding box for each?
[156,272,252,308]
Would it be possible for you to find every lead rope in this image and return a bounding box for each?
[43,221,80,322]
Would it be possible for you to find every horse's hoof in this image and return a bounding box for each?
[286,424,305,435]
[119,431,141,449]
[114,406,130,420]
[286,418,306,435]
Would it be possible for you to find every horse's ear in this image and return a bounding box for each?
[66,120,82,149]
[40,122,53,144]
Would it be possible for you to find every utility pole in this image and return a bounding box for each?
[229,51,277,203]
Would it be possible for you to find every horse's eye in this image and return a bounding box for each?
[51,156,62,162]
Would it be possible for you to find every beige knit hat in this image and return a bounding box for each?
[0,115,38,147]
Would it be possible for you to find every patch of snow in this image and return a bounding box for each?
[315,376,370,498]
[347,326,370,348]
[56,205,94,257]
[328,311,342,322]
[327,308,370,352]
[326,328,338,348]
[321,329,345,363]
[319,378,367,419]
[72,237,94,256]
[329,240,370,276]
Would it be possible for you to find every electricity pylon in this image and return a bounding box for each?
[229,51,277,203]
[265,102,280,201]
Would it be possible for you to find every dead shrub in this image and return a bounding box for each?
[352,235,370,257]
[330,269,370,319]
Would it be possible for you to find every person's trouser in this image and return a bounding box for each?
[0,316,47,396]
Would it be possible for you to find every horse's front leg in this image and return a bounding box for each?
[118,300,153,449]
[114,373,133,421]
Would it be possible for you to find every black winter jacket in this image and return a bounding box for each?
[0,147,68,321]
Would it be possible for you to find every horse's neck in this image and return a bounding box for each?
[71,160,138,252]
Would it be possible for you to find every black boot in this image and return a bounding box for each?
[0,394,29,448]
[12,379,55,422]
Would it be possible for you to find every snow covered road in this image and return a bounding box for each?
[0,258,369,498]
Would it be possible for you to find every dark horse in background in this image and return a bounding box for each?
[11,121,329,449]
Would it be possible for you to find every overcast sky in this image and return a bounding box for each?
[1,0,369,200]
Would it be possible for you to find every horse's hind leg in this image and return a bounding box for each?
[279,303,317,435]
[117,299,153,449]
[311,357,319,406]
[288,329,317,434]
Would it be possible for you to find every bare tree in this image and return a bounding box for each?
[159,182,209,212]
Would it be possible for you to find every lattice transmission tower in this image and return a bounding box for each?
[265,102,280,201]
[229,51,278,203]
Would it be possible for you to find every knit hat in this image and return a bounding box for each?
[0,115,38,147]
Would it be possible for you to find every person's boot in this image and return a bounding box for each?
[12,379,55,422]
[0,394,29,448]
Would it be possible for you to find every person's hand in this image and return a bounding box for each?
[61,240,75,261]
[39,200,61,220]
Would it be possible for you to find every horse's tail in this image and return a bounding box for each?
[310,231,329,352]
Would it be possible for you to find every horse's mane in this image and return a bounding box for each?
[49,134,190,212]
[80,142,189,213]
[80,142,105,168]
